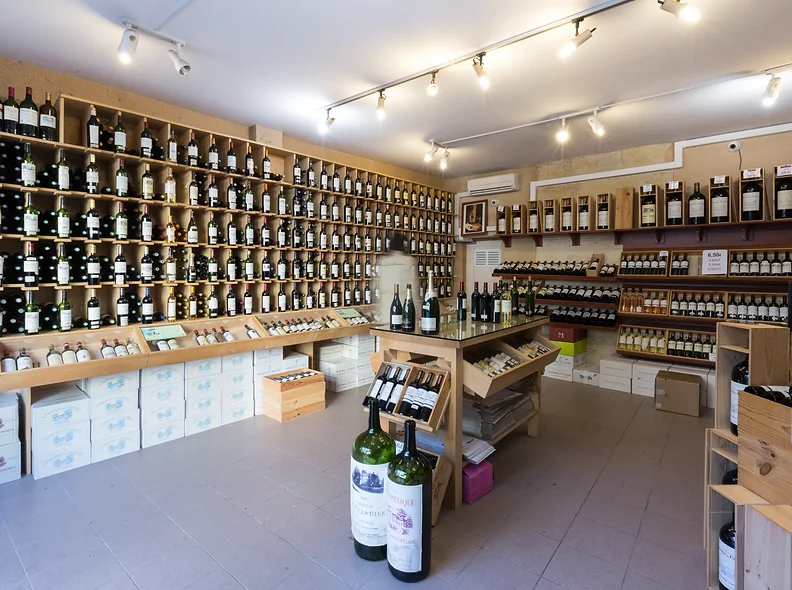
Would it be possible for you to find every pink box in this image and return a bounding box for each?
[462,460,494,504]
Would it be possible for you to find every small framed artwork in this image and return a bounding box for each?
[462,200,488,237]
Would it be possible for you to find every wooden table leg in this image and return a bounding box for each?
[444,348,463,509]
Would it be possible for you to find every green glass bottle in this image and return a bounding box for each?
[386,419,432,582]
[56,243,70,286]
[351,399,396,561]
[113,111,127,153]
[115,159,129,197]
[57,290,72,332]
[24,291,40,335]
[23,192,40,237]
[2,87,19,134]
[56,148,70,191]
[18,87,38,137]
[56,195,70,238]
[402,284,416,332]
[21,142,36,187]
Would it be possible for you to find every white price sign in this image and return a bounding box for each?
[702,249,729,275]
[742,168,761,180]
[667,181,680,191]
[777,164,792,177]
[713,175,726,185]
[641,184,653,194]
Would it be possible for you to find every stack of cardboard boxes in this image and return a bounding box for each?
[86,371,141,463]
[141,364,186,447]
[317,335,376,392]
[221,353,255,426]
[31,385,91,479]
[254,348,285,415]
[545,326,588,382]
[183,358,222,436]
[0,392,21,484]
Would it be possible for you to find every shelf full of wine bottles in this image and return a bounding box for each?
[616,324,715,366]
[361,360,451,433]
[0,90,456,342]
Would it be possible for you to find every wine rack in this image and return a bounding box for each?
[0,93,456,344]
[616,324,715,366]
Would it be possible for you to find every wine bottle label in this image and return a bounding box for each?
[641,204,656,224]
[57,262,69,284]
[278,294,287,309]
[667,201,682,219]
[87,262,100,276]
[87,217,100,232]
[40,114,56,129]
[529,214,538,230]
[1,358,16,372]
[86,169,99,185]
[561,211,572,228]
[57,165,70,190]
[689,200,705,218]
[718,538,736,590]
[386,480,423,572]
[350,458,389,547]
[167,301,177,319]
[545,214,554,229]
[420,317,437,331]
[116,218,128,237]
[114,131,126,149]
[778,190,792,210]
[712,196,729,217]
[19,108,37,126]
[23,213,38,233]
[23,259,38,273]
[742,192,760,212]
[60,309,72,330]
[115,261,127,274]
[760,261,771,274]
[139,136,152,154]
[188,227,198,243]
[117,303,130,318]
[391,314,403,326]
[730,380,743,426]
[191,300,199,316]
[228,155,237,169]
[24,312,39,333]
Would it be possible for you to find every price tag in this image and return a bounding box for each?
[335,308,361,319]
[702,249,729,275]
[709,352,717,362]
[713,175,726,185]
[777,164,792,177]
[641,184,653,194]
[140,325,187,341]
[659,250,669,258]
[512,204,521,211]
[742,168,761,180]
[667,181,680,191]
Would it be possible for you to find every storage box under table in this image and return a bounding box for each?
[261,370,326,422]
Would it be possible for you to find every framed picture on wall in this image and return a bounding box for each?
[462,200,488,236]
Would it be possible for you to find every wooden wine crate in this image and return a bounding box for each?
[510,204,526,234]
[576,195,592,232]
[496,206,511,235]
[559,197,575,233]
[612,188,633,229]
[772,164,792,220]
[738,169,767,222]
[261,369,326,422]
[743,504,792,589]
[462,337,559,398]
[638,183,663,228]
[586,251,605,277]
[527,201,542,233]
[708,174,734,224]
[542,199,557,233]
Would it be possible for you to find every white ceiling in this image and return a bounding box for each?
[1,0,791,178]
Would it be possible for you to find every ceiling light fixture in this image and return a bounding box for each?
[440,148,450,170]
[658,0,701,22]
[117,26,139,64]
[427,71,439,96]
[472,53,489,89]
[559,19,595,58]
[588,110,605,136]
[167,43,191,76]
[376,91,386,120]
[318,109,335,134]
[424,141,439,162]
[556,118,570,143]
[762,74,783,107]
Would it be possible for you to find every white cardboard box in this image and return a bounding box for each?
[600,359,635,379]
[572,366,599,387]
[91,431,140,463]
[185,392,222,416]
[222,368,254,389]
[254,347,284,364]
[184,411,222,436]
[81,371,140,397]
[632,360,673,381]
[140,400,185,426]
[185,375,222,399]
[184,357,222,380]
[142,420,184,448]
[254,360,283,377]
[316,344,344,361]
[282,353,309,371]
[222,352,254,372]
[32,444,90,479]
[0,441,22,485]
[341,344,370,360]
[140,382,185,407]
[326,375,358,392]
[33,422,91,455]
[221,385,251,407]
[631,380,655,398]
[318,359,357,378]
[600,374,632,393]
[91,412,140,441]
[554,352,588,370]
[140,363,184,388]
[357,372,375,387]
[333,335,376,348]
[222,399,254,425]
[88,390,139,421]
[544,364,574,382]
[0,392,19,447]
[31,389,90,432]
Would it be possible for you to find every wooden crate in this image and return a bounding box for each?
[708,174,734,224]
[576,195,592,232]
[528,201,541,233]
[261,369,326,422]
[542,199,557,233]
[559,197,575,232]
[743,505,792,589]
[664,180,685,225]
[738,168,766,222]
[510,204,526,234]
[613,188,633,229]
[586,251,605,277]
[496,206,511,235]
[772,164,792,220]
[638,183,663,228]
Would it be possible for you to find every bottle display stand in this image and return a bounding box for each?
[370,316,553,509]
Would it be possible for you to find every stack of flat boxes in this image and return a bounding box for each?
[31,385,91,479]
[317,334,376,392]
[0,392,21,484]
[545,327,588,382]
[631,360,673,398]
[599,357,634,393]
[85,371,141,463]
[183,358,223,436]
[221,352,255,426]
[254,347,285,415]
[140,364,186,447]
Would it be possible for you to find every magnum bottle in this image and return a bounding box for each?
[390,285,403,330]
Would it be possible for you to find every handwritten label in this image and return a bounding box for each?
[641,184,653,194]
[702,250,729,276]
[742,168,761,180]
[777,165,792,177]
[713,175,726,185]
[667,181,680,191]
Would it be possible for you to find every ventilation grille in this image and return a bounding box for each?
[474,249,501,267]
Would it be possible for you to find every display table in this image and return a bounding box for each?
[370,314,558,509]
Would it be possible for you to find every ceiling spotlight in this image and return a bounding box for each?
[559,19,595,58]
[659,0,701,22]
[117,26,139,65]
[473,53,489,89]
[588,111,605,136]
[167,44,191,76]
[318,110,335,134]
[376,91,386,121]
[440,149,450,170]
[427,72,439,96]
[424,141,438,162]
[762,75,783,107]
[556,119,570,143]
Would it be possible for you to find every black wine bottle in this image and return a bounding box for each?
[729,359,748,436]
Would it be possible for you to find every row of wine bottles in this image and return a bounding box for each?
[388,272,441,335]
[494,260,618,278]
[362,364,444,425]
[548,307,617,327]
[459,279,539,324]
[535,284,620,303]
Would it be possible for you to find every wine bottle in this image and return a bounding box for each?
[24,292,40,335]
[86,105,100,148]
[18,87,38,137]
[141,287,154,324]
[689,182,706,224]
[56,243,70,286]
[114,112,127,153]
[116,289,130,327]
[457,282,467,321]
[718,469,737,590]
[23,192,39,237]
[470,282,480,321]
[167,287,177,321]
[729,359,748,436]
[2,87,18,134]
[420,271,440,335]
[58,290,72,332]
[402,284,416,332]
[38,92,57,140]
[23,242,38,288]
[390,285,403,330]
[351,398,396,561]
[386,420,432,582]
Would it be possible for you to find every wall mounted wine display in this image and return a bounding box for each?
[738,169,764,222]
[617,324,715,365]
[542,199,557,233]
[639,184,661,228]
[664,180,685,226]
[773,165,792,219]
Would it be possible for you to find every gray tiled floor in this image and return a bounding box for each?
[0,379,710,590]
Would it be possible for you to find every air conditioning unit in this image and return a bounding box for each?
[467,173,520,196]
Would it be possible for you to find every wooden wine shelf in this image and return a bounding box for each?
[537,299,618,308]
[615,349,715,366]
[493,273,618,282]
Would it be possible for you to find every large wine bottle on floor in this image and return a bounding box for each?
[387,420,431,582]
[351,399,396,561]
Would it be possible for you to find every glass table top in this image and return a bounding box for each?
[371,314,548,342]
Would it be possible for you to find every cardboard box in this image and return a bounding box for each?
[140,382,185,407]
[462,460,494,504]
[654,371,702,417]
[91,431,140,463]
[184,411,222,436]
[90,412,140,441]
[185,375,222,399]
[316,344,344,361]
[333,335,376,348]
[0,392,19,447]
[631,380,655,398]
[544,364,574,382]
[357,371,375,387]
[254,347,284,364]
[221,384,251,407]
[140,400,185,426]
[282,353,309,372]
[600,358,634,379]
[549,325,587,343]
[551,340,587,357]
[0,440,22,485]
[184,357,222,380]
[141,420,184,448]
[140,363,184,388]
[553,352,587,369]
[573,366,599,387]
[222,368,254,390]
[32,445,90,479]
[668,365,711,392]
[318,358,357,378]
[88,390,139,420]
[222,352,253,372]
[186,391,222,416]
[81,371,140,396]
[599,374,631,393]
[341,344,370,360]
[31,389,90,432]
[222,399,254,425]
[254,360,283,377]
[632,360,673,382]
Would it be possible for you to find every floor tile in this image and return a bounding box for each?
[360,569,456,590]
[0,550,28,586]
[278,508,351,558]
[124,538,218,590]
[248,488,317,532]
[273,559,351,590]
[483,521,559,575]
[291,470,347,507]
[0,482,74,524]
[453,549,539,590]
[638,511,702,556]
[578,496,645,537]
[220,536,319,590]
[182,568,245,589]
[628,539,701,589]
[430,528,480,582]
[544,544,626,590]
[313,539,382,589]
[621,571,672,590]
[562,516,636,568]
[321,488,351,524]
[26,546,130,590]
[534,579,565,590]
[242,449,322,489]
[588,475,654,511]
[0,520,15,555]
